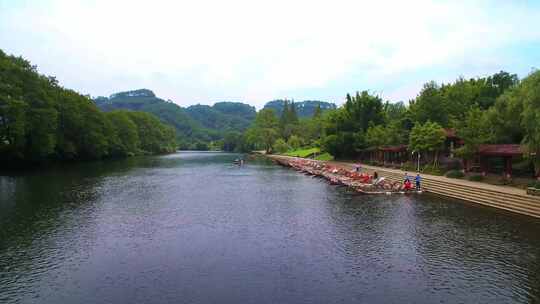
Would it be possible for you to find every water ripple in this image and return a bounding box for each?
[0,153,539,304]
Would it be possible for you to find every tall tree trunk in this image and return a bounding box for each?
[535,155,540,179]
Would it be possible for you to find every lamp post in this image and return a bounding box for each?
[412,151,421,172]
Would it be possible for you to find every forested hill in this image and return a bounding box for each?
[94,90,256,149]
[0,50,177,166]
[263,100,336,117]
[94,89,199,137]
[185,102,256,131]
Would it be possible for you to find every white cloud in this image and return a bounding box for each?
[1,0,539,107]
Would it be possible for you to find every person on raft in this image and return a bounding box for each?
[415,173,422,190]
[403,178,413,191]
[360,173,370,183]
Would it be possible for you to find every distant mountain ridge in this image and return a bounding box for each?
[263,100,336,117]
[185,102,256,131]
[93,89,336,148]
[94,89,199,136]
[93,89,256,148]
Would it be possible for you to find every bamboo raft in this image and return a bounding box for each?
[280,158,423,195]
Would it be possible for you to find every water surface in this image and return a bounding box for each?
[1,152,539,303]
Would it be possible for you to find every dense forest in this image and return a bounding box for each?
[95,92,337,151]
[0,50,177,167]
[3,47,539,176]
[94,90,258,150]
[245,70,540,178]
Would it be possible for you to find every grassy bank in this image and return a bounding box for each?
[284,147,320,158]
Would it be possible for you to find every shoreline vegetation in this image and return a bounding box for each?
[0,50,176,168]
[245,70,540,190]
[2,47,540,181]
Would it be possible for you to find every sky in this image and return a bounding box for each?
[1,0,539,108]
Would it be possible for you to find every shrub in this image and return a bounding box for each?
[287,135,303,150]
[445,170,464,179]
[273,139,290,153]
[496,177,512,185]
[285,147,320,158]
[468,174,484,182]
[527,181,540,189]
[315,152,334,161]
[422,165,444,176]
[390,163,401,169]
[441,157,463,171]
[401,162,417,172]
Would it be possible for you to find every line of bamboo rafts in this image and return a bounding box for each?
[280,158,423,195]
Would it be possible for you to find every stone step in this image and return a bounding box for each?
[378,171,540,205]
[271,156,540,219]
[420,177,539,199]
[426,183,540,213]
[388,178,540,211]
[374,173,540,214]
[422,182,540,209]
[427,188,540,218]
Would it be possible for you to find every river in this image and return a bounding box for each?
[1,152,539,304]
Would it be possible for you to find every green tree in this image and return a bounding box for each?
[0,49,177,166]
[409,121,446,167]
[319,91,384,158]
[520,70,540,176]
[223,131,242,152]
[279,100,290,136]
[485,89,524,144]
[273,138,290,153]
[247,108,279,153]
[411,82,448,126]
[127,111,177,154]
[297,118,321,145]
[313,103,322,118]
[27,108,58,160]
[344,91,385,132]
[289,101,299,124]
[106,111,140,156]
[365,125,387,148]
[287,135,303,150]
[0,99,27,158]
[454,107,493,158]
[278,99,299,140]
[321,134,340,157]
[481,71,519,109]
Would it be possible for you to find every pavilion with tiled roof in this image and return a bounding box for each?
[472,144,524,177]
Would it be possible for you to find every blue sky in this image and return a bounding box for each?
[1,0,539,108]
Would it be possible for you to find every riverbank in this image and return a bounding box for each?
[264,154,540,219]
